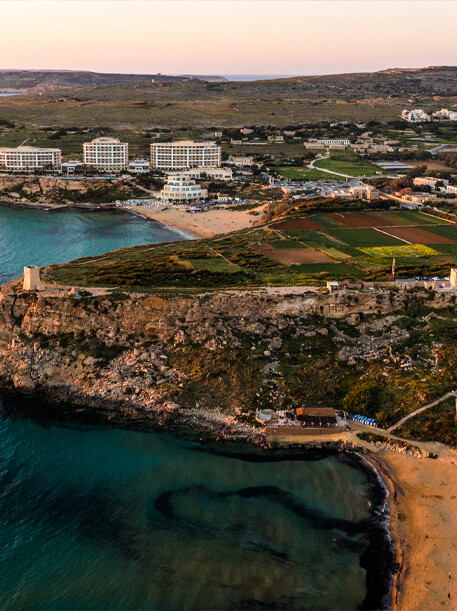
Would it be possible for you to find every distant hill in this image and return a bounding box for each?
[0,69,226,91]
[2,66,457,98]
[15,65,457,102]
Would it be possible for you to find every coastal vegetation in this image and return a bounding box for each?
[5,282,457,448]
[45,208,457,287]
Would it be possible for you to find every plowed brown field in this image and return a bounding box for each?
[253,243,334,264]
[375,226,454,244]
[272,218,323,230]
[327,212,398,228]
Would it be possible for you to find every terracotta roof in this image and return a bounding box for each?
[296,407,336,418]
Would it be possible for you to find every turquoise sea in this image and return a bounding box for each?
[0,207,392,609]
[0,206,185,284]
[0,397,391,610]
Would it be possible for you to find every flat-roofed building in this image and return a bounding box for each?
[62,160,83,175]
[305,139,350,150]
[228,155,255,166]
[414,176,448,189]
[0,146,62,171]
[158,175,208,202]
[128,159,150,174]
[168,167,232,181]
[150,140,221,170]
[83,137,128,172]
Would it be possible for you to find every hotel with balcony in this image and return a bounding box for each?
[83,137,128,172]
[150,140,221,170]
[157,175,208,202]
[0,146,62,171]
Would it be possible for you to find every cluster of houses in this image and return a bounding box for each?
[304,136,420,155]
[277,178,380,201]
[402,108,457,123]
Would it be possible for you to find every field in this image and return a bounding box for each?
[252,243,334,265]
[272,166,334,180]
[313,151,380,177]
[45,208,457,289]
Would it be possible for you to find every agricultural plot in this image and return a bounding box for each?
[327,212,406,228]
[267,208,457,278]
[47,209,457,289]
[359,244,440,259]
[324,228,404,247]
[385,210,450,226]
[253,243,334,265]
[272,218,324,231]
[377,226,454,245]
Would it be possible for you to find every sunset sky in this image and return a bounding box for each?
[3,1,457,76]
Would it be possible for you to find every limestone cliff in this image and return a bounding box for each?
[0,175,138,206]
[0,285,456,439]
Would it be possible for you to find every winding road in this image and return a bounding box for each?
[307,154,353,179]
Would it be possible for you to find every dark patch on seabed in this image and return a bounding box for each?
[151,478,394,610]
[0,389,395,610]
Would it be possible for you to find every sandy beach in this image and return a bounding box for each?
[269,426,457,610]
[130,204,266,238]
[367,449,457,611]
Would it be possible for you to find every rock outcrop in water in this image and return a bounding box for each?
[0,282,456,439]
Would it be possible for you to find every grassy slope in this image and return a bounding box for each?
[313,151,380,177]
[272,166,333,180]
[44,207,457,289]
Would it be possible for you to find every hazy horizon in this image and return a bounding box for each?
[3,1,457,76]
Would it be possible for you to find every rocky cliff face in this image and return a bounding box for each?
[0,286,455,438]
[0,175,130,205]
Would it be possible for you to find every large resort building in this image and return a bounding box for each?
[158,175,208,202]
[0,146,62,171]
[150,140,221,170]
[83,137,128,172]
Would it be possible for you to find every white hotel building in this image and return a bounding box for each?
[150,140,221,170]
[0,146,62,171]
[83,137,128,172]
[158,175,208,202]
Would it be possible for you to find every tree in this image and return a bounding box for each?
[342,379,381,417]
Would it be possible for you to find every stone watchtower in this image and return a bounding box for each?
[23,265,41,291]
[450,268,457,289]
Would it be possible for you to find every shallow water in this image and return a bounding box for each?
[0,206,184,284]
[0,205,390,609]
[0,396,386,611]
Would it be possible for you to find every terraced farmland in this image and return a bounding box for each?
[46,209,457,289]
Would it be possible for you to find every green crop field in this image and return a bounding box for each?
[324,228,404,247]
[44,208,457,290]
